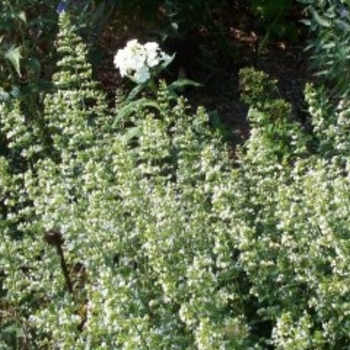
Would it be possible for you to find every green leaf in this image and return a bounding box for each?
[26,57,41,80]
[17,11,27,24]
[168,79,203,90]
[0,85,20,101]
[0,323,24,337]
[154,53,176,75]
[334,19,350,31]
[311,8,331,27]
[167,78,203,98]
[300,19,311,26]
[5,46,22,76]
[113,98,162,126]
[322,42,336,49]
[91,2,106,23]
[21,80,58,95]
[126,84,145,102]
[122,126,141,143]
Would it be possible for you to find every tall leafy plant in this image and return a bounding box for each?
[299,0,350,98]
[0,0,58,100]
[249,0,303,58]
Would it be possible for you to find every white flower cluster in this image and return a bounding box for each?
[114,39,171,84]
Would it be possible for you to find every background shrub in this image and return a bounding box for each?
[0,0,59,100]
[299,0,350,98]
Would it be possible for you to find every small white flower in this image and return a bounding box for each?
[144,42,161,67]
[114,39,171,84]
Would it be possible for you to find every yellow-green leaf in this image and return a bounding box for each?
[5,46,22,76]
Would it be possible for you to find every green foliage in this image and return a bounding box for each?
[161,0,229,34]
[3,5,350,349]
[248,0,302,58]
[0,0,58,100]
[1,11,250,349]
[60,0,117,44]
[299,0,350,98]
[114,0,228,34]
[251,0,296,39]
[239,67,308,164]
[233,69,350,348]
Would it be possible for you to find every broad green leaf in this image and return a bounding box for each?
[17,11,27,24]
[5,46,22,76]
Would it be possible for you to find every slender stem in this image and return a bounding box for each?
[56,244,74,295]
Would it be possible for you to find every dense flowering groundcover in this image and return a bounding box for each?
[2,9,350,350]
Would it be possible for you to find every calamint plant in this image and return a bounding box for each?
[233,68,350,348]
[0,8,249,349]
[3,2,350,349]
